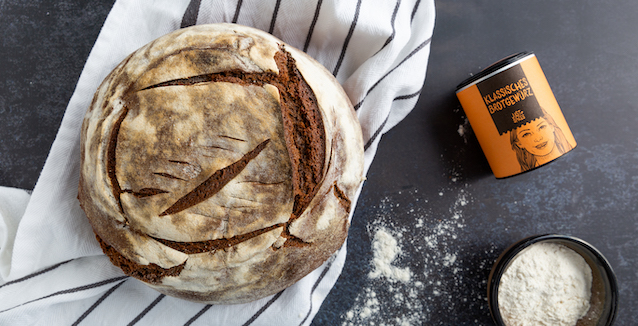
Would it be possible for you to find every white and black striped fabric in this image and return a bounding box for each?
[0,1,435,325]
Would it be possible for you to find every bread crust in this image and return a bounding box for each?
[78,23,364,304]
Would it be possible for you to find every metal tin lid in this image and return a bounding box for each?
[456,52,534,92]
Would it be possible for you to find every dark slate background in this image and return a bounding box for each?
[1,1,636,325]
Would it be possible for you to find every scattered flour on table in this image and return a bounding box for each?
[341,187,476,326]
[457,118,471,143]
[457,124,466,137]
[369,228,412,282]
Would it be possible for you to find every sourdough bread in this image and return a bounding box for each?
[78,23,364,304]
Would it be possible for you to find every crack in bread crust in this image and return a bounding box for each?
[96,234,185,285]
[151,222,286,254]
[159,139,271,216]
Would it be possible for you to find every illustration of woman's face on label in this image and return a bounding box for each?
[509,108,573,172]
[514,117,556,157]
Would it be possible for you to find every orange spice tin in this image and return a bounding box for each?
[456,52,576,178]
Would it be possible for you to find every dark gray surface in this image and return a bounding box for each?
[1,1,636,325]
[0,0,114,189]
[315,1,638,325]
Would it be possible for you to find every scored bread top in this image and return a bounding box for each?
[78,24,364,304]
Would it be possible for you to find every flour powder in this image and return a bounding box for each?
[498,242,592,326]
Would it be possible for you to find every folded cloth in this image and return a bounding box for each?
[0,0,435,324]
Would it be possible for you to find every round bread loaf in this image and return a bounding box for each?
[78,24,364,304]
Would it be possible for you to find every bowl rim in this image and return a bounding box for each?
[487,234,619,326]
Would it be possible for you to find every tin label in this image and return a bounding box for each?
[477,64,542,136]
[456,54,576,178]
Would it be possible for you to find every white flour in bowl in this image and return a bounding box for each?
[498,242,593,326]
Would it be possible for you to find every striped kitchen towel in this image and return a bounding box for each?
[0,0,435,325]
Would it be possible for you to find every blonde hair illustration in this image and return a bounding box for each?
[509,108,573,172]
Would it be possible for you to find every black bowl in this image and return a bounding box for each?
[487,234,618,326]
